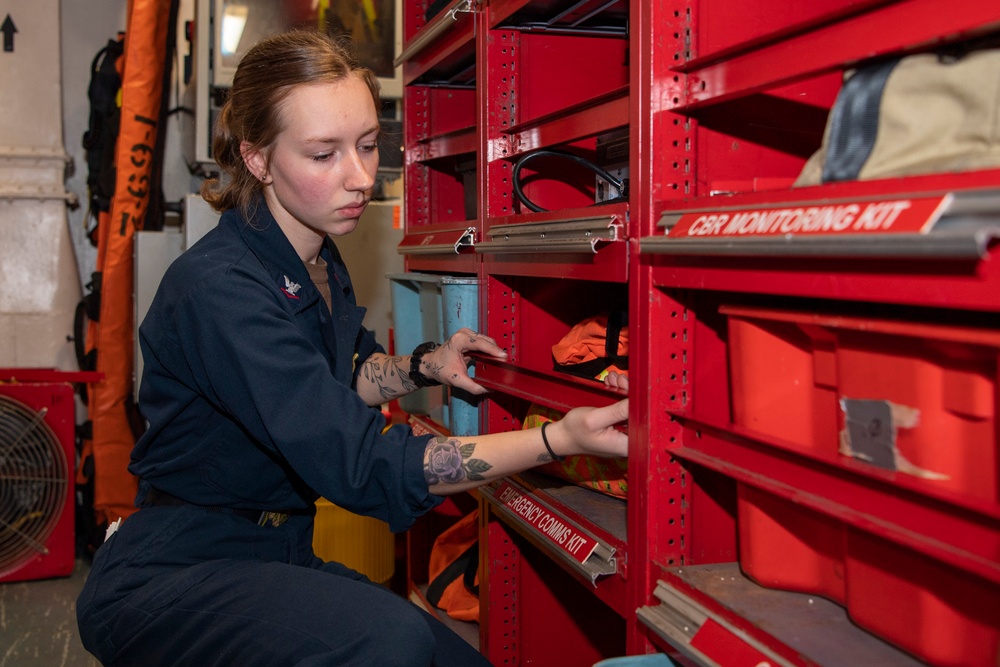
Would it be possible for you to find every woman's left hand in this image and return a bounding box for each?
[424,328,507,395]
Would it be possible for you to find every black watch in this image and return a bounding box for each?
[409,341,442,387]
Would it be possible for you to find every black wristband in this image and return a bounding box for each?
[409,341,442,388]
[540,421,565,461]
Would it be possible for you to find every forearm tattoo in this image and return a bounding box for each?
[362,355,416,399]
[424,437,492,486]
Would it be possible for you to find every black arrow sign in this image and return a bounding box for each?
[2,15,17,52]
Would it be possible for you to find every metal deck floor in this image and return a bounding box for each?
[0,559,98,666]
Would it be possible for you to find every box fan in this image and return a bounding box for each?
[0,377,76,582]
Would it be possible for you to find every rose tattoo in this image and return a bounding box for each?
[424,438,492,486]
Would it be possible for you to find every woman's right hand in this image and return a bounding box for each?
[546,399,629,459]
[423,398,629,496]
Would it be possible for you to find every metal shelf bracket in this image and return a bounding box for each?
[477,215,624,254]
[394,0,477,67]
[642,189,1000,259]
[397,226,477,255]
[480,479,617,585]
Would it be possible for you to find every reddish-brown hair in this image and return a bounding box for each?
[200,29,381,220]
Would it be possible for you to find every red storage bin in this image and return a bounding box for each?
[738,483,847,603]
[738,483,1000,666]
[724,305,1000,504]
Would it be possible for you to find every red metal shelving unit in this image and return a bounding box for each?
[474,2,637,659]
[396,1,483,626]
[400,0,1000,664]
[400,1,639,664]
[634,0,1000,664]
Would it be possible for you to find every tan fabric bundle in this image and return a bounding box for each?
[796,45,1000,186]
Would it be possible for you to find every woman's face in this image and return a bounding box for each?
[247,75,380,257]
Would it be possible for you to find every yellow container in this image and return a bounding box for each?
[313,498,395,585]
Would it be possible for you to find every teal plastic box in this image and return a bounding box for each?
[388,273,481,436]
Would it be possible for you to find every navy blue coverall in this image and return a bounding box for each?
[77,202,492,666]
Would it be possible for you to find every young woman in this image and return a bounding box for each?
[77,28,628,666]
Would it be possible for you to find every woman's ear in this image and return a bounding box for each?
[240,141,269,183]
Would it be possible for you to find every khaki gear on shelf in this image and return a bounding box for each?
[795,43,1000,186]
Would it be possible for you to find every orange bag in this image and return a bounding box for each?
[551,311,628,381]
[524,404,629,499]
[426,509,480,623]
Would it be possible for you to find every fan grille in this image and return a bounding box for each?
[0,393,68,574]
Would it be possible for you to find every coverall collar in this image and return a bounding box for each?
[225,199,322,314]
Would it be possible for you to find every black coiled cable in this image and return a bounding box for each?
[512,149,628,213]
